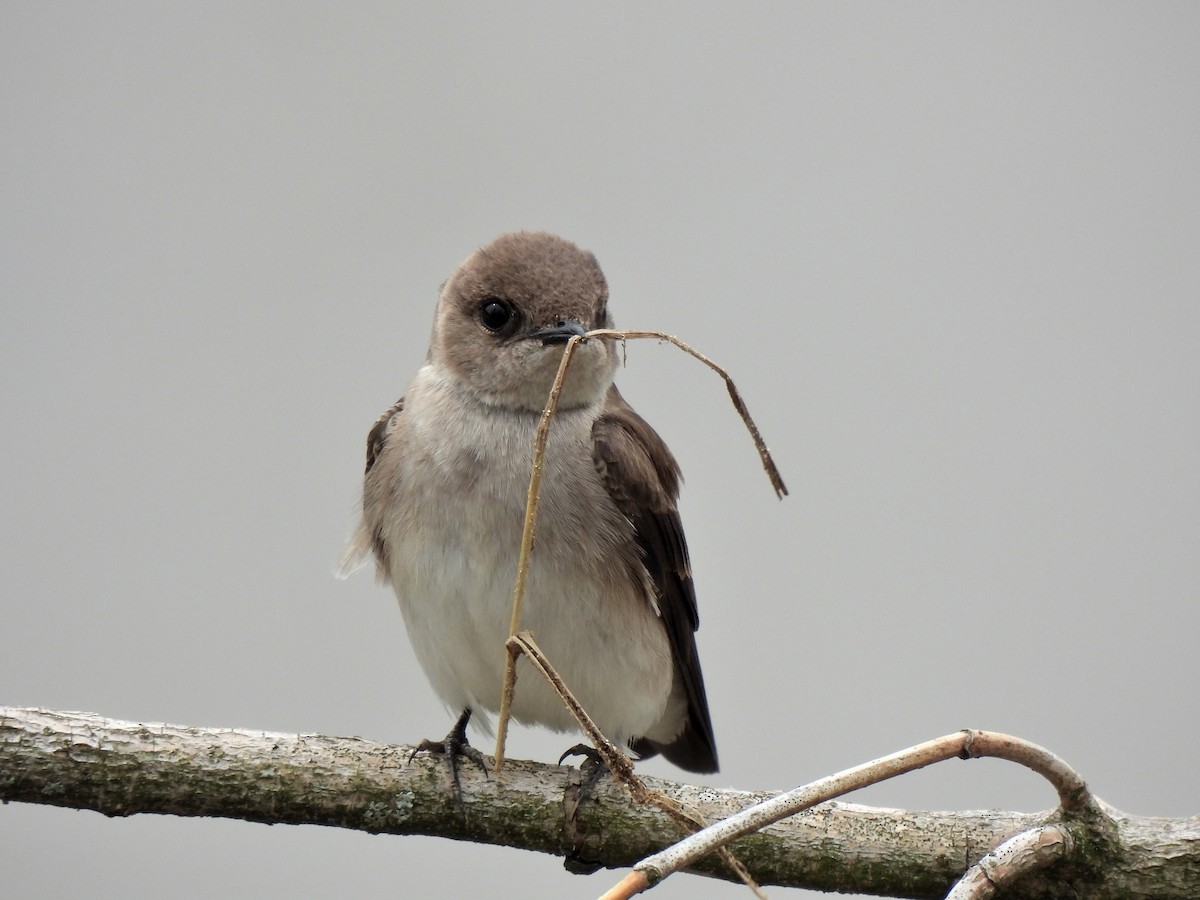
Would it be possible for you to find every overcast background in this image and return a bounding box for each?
[3,4,1197,898]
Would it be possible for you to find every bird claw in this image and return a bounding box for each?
[558,742,606,768]
[560,744,611,874]
[412,709,488,803]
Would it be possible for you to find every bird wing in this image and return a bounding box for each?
[365,396,406,476]
[337,396,406,578]
[591,385,718,773]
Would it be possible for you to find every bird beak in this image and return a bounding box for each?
[531,320,588,345]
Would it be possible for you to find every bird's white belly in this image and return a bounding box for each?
[383,399,676,745]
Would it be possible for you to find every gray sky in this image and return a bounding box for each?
[3,4,1197,898]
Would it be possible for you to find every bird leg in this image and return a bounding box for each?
[413,708,488,801]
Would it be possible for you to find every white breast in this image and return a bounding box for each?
[374,366,680,746]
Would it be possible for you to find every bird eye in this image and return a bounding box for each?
[479,298,514,332]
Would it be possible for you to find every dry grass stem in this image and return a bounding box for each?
[488,328,780,892]
[606,729,1095,897]
[587,329,787,498]
[507,632,638,780]
[492,336,584,772]
[493,328,788,768]
[506,633,763,898]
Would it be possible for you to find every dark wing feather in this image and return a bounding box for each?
[365,396,405,475]
[592,385,718,773]
[363,396,405,568]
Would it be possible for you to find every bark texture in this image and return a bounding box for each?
[1,707,1196,897]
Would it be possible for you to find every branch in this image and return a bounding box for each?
[2,708,1197,897]
[607,729,1105,895]
[944,825,1073,900]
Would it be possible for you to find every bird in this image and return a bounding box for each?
[341,231,718,774]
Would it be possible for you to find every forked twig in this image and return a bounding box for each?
[600,729,1098,898]
[507,632,763,898]
[506,632,637,784]
[489,328,786,894]
[494,329,787,770]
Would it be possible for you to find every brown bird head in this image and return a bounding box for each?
[430,232,618,411]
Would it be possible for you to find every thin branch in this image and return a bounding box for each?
[958,730,1094,813]
[944,825,1073,900]
[607,730,1101,896]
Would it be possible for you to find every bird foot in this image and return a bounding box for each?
[412,709,488,802]
[560,744,611,874]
